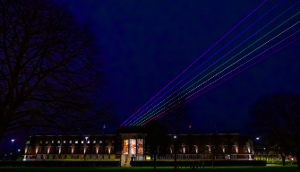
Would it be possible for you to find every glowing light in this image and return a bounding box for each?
[11,139,15,143]
[130,15,300,126]
[121,1,267,126]
[141,35,300,126]
[256,137,260,140]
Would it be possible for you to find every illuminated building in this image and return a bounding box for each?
[23,128,255,166]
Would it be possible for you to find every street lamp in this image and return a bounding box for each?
[173,135,177,170]
[10,139,15,161]
[256,137,259,140]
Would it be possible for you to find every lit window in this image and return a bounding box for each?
[93,140,96,144]
[123,140,128,154]
[99,140,102,144]
[45,141,48,144]
[75,140,78,144]
[81,140,84,144]
[40,140,42,144]
[57,141,60,144]
[244,146,248,152]
[87,140,90,144]
[111,146,114,153]
[28,146,32,153]
[52,140,54,144]
[69,140,72,144]
[232,145,236,153]
[37,146,42,153]
[137,139,143,155]
[63,141,66,144]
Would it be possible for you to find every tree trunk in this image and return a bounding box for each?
[296,154,300,170]
[154,152,156,170]
[280,152,286,166]
[174,144,177,170]
[0,119,5,145]
[212,153,215,167]
[0,129,4,146]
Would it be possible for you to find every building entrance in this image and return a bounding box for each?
[121,138,144,166]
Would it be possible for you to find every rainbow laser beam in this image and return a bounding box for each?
[137,29,300,126]
[121,0,267,126]
[136,27,300,126]
[131,20,300,126]
[126,4,300,126]
[141,34,300,126]
[123,0,287,126]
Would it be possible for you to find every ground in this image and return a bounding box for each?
[0,165,298,172]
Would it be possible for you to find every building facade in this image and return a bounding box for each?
[23,128,255,166]
[23,134,118,161]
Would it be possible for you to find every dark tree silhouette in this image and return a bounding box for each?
[143,90,191,170]
[160,92,191,170]
[253,135,289,166]
[145,121,169,170]
[250,94,300,169]
[209,134,221,167]
[0,0,113,143]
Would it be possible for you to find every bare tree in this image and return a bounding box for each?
[250,94,300,169]
[0,0,113,143]
[145,121,169,170]
[159,92,191,170]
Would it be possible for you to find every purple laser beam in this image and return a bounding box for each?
[122,0,268,126]
[127,0,284,126]
[147,36,300,125]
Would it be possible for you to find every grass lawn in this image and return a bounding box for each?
[0,165,298,172]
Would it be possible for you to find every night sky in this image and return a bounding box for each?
[2,0,300,151]
[59,0,300,133]
[0,0,300,152]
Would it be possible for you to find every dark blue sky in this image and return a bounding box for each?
[60,0,300,133]
[2,0,300,153]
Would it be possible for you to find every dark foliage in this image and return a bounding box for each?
[0,0,114,143]
[250,93,300,169]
